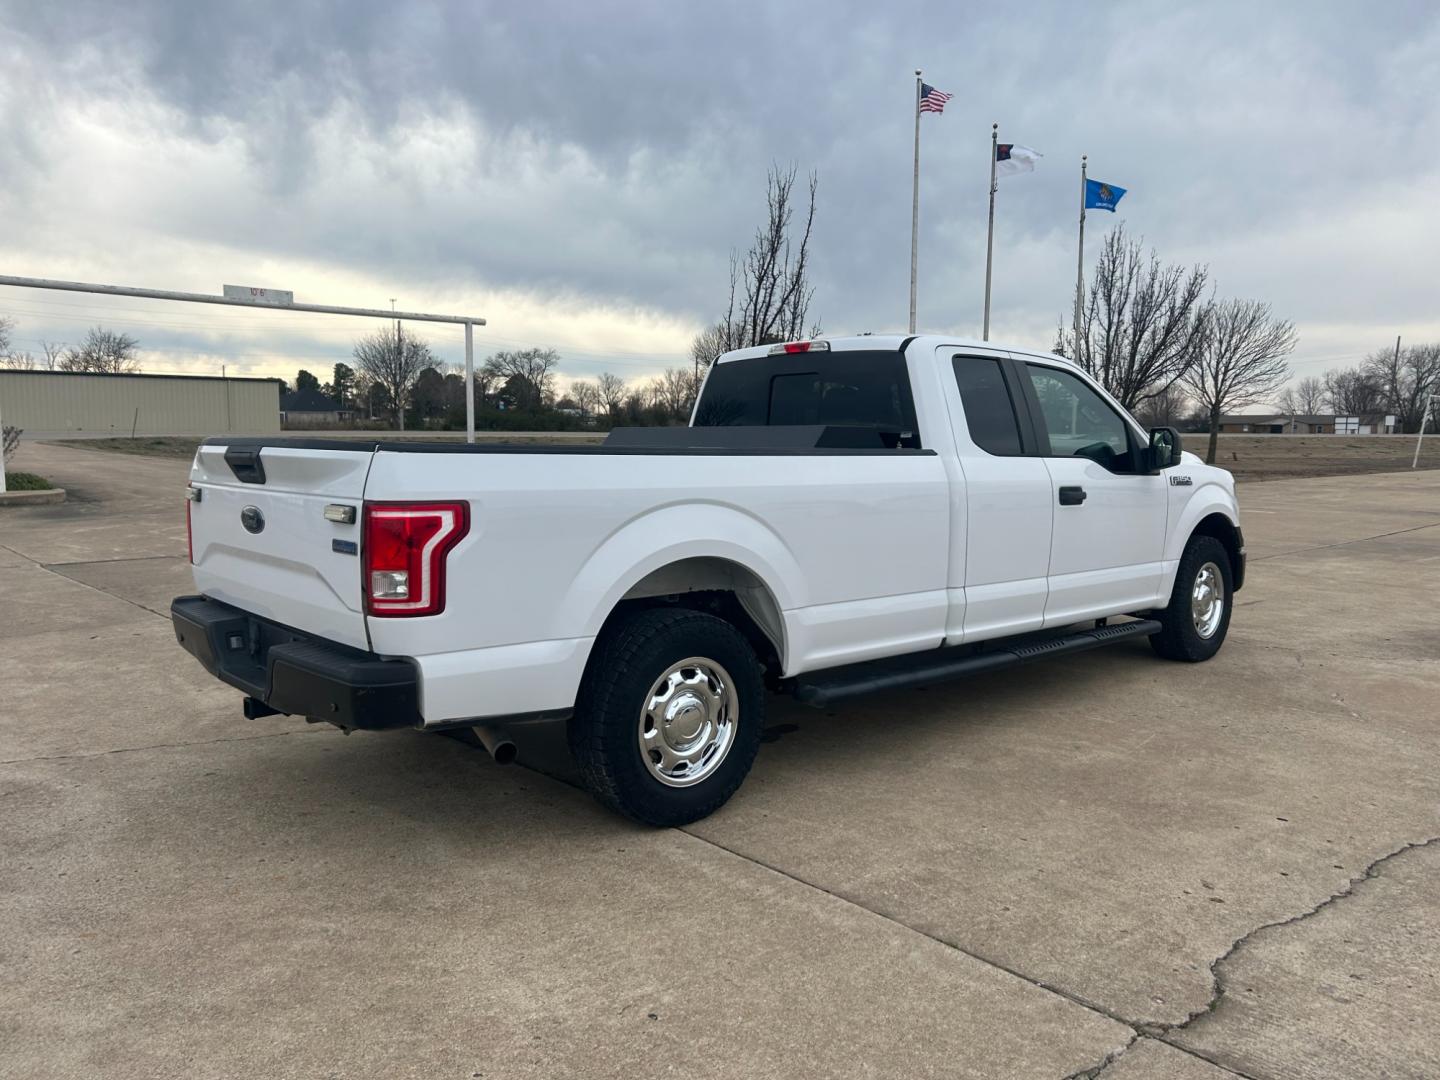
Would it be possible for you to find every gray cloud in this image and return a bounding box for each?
[1,0,1437,383]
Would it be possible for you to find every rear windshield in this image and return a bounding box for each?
[693,349,919,445]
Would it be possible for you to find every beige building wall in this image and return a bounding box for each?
[0,371,281,435]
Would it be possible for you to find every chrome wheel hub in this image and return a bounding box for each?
[638,657,738,788]
[1191,561,1225,639]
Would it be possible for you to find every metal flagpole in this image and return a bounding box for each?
[1074,155,1087,357]
[908,70,923,334]
[982,122,998,341]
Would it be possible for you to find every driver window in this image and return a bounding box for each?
[1025,364,1135,472]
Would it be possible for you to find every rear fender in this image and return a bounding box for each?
[567,502,801,666]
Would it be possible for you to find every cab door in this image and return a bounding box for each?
[938,349,1054,641]
[1014,359,1168,626]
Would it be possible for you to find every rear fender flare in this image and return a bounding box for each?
[566,502,801,664]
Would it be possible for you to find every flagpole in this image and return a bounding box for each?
[982,122,997,341]
[1074,154,1087,357]
[908,69,922,334]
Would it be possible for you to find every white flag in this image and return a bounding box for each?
[996,143,1042,176]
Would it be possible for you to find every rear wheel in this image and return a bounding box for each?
[569,608,764,826]
[1150,535,1233,662]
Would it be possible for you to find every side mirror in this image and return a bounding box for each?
[1148,426,1182,471]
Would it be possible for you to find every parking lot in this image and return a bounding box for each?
[2,440,1437,1079]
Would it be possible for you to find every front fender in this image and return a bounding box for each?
[1165,481,1239,564]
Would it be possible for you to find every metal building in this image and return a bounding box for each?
[0,370,281,436]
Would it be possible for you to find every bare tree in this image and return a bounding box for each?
[1323,366,1386,417]
[481,348,559,412]
[596,372,627,415]
[690,321,729,376]
[1075,225,1210,410]
[351,323,438,432]
[647,368,699,422]
[59,327,140,373]
[1275,375,1325,415]
[1363,341,1440,433]
[1,331,64,370]
[706,165,821,357]
[570,380,603,417]
[1181,299,1297,463]
[1132,385,1189,429]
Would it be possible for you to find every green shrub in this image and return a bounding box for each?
[3,471,53,491]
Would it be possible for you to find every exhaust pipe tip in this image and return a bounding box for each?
[471,724,518,765]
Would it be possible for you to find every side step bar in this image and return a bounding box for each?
[793,618,1162,708]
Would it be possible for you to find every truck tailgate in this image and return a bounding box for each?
[189,443,373,650]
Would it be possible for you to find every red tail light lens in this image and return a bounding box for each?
[186,497,194,564]
[362,501,469,617]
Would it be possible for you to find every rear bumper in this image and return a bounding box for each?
[171,595,420,730]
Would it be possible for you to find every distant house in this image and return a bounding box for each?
[1213,413,1399,435]
[280,389,353,429]
[1215,414,1336,434]
[1334,414,1400,435]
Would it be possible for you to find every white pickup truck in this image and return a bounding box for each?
[173,335,1244,825]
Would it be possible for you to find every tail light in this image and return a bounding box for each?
[363,501,469,617]
[185,485,201,563]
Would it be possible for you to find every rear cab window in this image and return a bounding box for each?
[952,356,1026,455]
[694,349,921,447]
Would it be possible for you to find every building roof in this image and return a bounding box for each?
[0,368,280,384]
[280,389,345,412]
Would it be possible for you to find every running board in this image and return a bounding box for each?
[792,619,1163,708]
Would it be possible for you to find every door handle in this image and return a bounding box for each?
[1058,486,1087,506]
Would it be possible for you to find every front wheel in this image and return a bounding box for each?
[1150,535,1233,662]
[569,608,764,826]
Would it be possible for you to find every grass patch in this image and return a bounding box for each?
[3,471,55,491]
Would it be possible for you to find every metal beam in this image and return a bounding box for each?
[0,275,485,325]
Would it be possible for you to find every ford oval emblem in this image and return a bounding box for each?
[240,506,265,534]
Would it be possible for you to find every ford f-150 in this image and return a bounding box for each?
[172,335,1245,825]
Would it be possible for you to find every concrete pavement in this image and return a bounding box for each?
[2,440,1437,1078]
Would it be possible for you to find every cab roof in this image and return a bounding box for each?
[714,334,1074,367]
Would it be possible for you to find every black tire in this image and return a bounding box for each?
[569,607,764,827]
[1150,534,1233,662]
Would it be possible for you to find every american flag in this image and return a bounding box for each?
[919,83,952,114]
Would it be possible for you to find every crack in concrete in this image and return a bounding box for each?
[1061,1031,1139,1079]
[688,825,1440,1080]
[1074,1035,1257,1080]
[1146,835,1440,1044]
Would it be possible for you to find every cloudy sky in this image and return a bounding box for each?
[1,1,1437,392]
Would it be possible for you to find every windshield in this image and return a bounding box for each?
[693,349,919,445]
